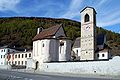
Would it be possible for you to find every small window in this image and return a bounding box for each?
[43,43,44,47]
[97,54,99,57]
[18,61,20,65]
[15,55,17,58]
[84,14,90,22]
[22,54,24,58]
[102,54,105,57]
[4,49,5,52]
[4,55,5,58]
[29,53,31,57]
[18,54,20,58]
[60,42,64,46]
[1,50,3,52]
[1,55,2,58]
[25,54,27,58]
[22,61,23,65]
[8,49,10,52]
[76,50,78,54]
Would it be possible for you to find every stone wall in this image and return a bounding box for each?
[38,56,120,76]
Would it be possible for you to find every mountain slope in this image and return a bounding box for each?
[0,17,120,55]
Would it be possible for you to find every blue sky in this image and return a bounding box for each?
[0,0,120,34]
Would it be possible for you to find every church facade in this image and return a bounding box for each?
[31,7,111,68]
[32,24,71,64]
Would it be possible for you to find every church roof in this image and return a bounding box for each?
[72,37,80,48]
[72,34,106,48]
[80,6,97,14]
[32,24,62,41]
[97,34,105,45]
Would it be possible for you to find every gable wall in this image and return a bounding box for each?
[55,26,66,38]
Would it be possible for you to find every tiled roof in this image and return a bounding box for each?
[73,34,106,48]
[97,34,105,45]
[32,24,62,41]
[73,37,80,48]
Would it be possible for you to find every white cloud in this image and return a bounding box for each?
[0,0,20,11]
[98,17,120,27]
[97,10,120,27]
[96,0,108,7]
[69,0,83,10]
[60,0,83,19]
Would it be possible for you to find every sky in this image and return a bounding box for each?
[0,0,120,34]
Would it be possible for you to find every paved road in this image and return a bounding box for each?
[0,69,119,80]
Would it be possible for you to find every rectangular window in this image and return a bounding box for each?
[102,54,105,57]
[1,50,3,52]
[18,61,20,65]
[22,54,24,58]
[97,54,99,57]
[8,49,10,52]
[76,50,78,54]
[1,55,2,58]
[25,54,27,58]
[29,53,31,57]
[18,54,20,58]
[15,55,17,58]
[22,61,23,65]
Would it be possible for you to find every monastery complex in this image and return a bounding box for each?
[0,7,120,76]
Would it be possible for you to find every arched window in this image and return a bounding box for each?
[84,14,90,22]
[42,43,44,47]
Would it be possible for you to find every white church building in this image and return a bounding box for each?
[72,7,111,60]
[31,24,71,66]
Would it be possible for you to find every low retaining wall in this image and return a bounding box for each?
[39,56,120,76]
[0,65,11,70]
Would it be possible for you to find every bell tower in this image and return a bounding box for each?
[80,7,97,60]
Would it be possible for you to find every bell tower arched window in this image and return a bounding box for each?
[84,14,90,22]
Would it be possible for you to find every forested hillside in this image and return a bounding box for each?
[0,17,120,55]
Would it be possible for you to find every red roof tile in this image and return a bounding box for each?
[32,24,62,41]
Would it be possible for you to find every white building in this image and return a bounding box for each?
[95,34,111,60]
[7,51,32,66]
[0,46,18,65]
[72,7,111,61]
[72,37,81,60]
[32,24,71,67]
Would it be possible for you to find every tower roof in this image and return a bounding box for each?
[80,6,97,14]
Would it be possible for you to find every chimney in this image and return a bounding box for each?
[24,49,27,52]
[37,27,43,34]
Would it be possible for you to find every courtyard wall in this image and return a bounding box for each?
[38,56,120,76]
